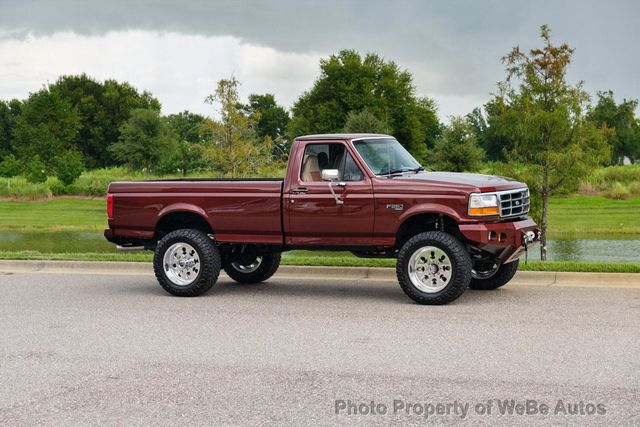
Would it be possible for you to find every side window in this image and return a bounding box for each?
[300,143,365,182]
[300,144,329,182]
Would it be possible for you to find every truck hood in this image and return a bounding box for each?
[394,171,526,192]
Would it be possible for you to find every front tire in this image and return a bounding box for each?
[153,229,221,297]
[469,259,519,290]
[396,231,472,305]
[224,253,281,284]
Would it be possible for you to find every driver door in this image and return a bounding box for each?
[284,141,374,245]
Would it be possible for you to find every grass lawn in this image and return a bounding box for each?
[0,197,106,232]
[548,196,640,236]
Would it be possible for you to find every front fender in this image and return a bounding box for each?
[397,203,464,226]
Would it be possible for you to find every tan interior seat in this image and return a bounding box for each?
[301,155,321,181]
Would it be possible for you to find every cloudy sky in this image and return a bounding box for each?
[1,0,638,119]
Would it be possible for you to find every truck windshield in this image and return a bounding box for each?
[353,138,422,175]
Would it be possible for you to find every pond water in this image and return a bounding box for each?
[0,231,639,263]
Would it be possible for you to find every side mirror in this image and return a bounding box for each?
[321,169,340,181]
[321,169,344,205]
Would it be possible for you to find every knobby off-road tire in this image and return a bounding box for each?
[153,229,221,297]
[469,259,519,290]
[223,253,281,284]
[396,231,472,305]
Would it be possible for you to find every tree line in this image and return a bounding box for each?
[1,26,639,258]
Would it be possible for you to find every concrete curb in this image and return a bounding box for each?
[1,259,639,287]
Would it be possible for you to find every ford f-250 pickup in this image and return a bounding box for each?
[105,134,539,304]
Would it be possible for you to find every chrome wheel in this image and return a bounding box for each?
[408,246,452,293]
[471,259,501,280]
[163,242,201,286]
[230,256,263,274]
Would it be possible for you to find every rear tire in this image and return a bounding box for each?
[224,253,281,284]
[396,231,472,305]
[469,259,519,290]
[153,229,221,297]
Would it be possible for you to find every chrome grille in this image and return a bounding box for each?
[498,188,530,218]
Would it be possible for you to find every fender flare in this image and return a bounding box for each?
[393,204,463,243]
[155,203,212,230]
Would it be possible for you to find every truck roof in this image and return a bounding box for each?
[295,133,393,141]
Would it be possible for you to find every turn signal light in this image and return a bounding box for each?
[468,207,499,216]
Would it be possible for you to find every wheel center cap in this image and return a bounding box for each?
[428,264,439,274]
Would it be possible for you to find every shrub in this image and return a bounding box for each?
[0,154,22,177]
[0,176,51,199]
[25,155,47,183]
[48,177,68,196]
[628,181,640,196]
[602,182,631,200]
[586,164,640,190]
[54,151,84,186]
[156,141,206,176]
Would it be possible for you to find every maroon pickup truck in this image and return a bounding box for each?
[105,134,539,304]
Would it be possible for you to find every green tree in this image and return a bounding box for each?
[54,150,84,185]
[431,117,485,172]
[587,90,640,164]
[0,99,21,158]
[240,93,290,140]
[239,93,291,160]
[50,74,161,168]
[288,50,440,161]
[467,100,514,161]
[343,109,389,134]
[203,78,271,177]
[108,109,174,171]
[494,25,609,260]
[165,111,207,145]
[13,88,81,170]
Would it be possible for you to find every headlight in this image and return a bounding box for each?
[468,193,499,216]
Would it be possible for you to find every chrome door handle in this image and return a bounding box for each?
[291,187,308,194]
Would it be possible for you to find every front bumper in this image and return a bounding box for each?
[458,217,540,263]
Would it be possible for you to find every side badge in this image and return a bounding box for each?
[386,204,404,211]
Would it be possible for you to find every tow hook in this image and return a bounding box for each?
[523,231,537,245]
[522,231,537,265]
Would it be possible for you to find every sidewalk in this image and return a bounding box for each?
[1,260,639,288]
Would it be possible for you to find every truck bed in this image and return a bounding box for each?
[107,179,284,245]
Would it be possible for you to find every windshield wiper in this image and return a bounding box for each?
[380,166,424,176]
[380,168,407,176]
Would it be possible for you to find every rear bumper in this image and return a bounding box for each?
[458,217,540,263]
[104,228,153,248]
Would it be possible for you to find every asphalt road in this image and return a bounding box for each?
[1,269,639,426]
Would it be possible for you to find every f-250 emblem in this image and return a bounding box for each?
[386,204,404,211]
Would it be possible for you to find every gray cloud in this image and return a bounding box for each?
[1,0,638,117]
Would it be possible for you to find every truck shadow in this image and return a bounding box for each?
[212,278,411,304]
[114,277,511,306]
[209,278,501,306]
